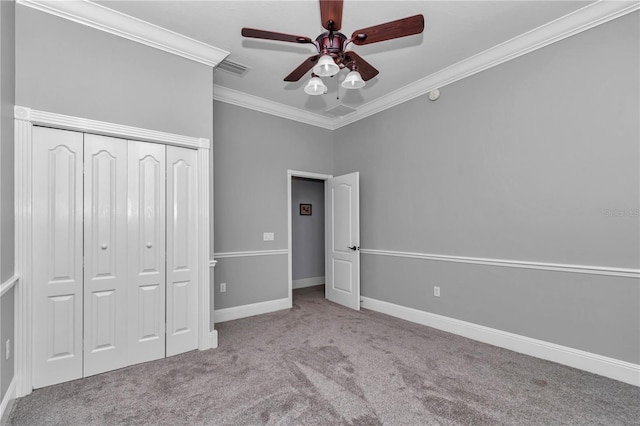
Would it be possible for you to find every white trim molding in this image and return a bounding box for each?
[209,330,218,349]
[214,249,289,259]
[0,377,16,420]
[214,1,640,129]
[360,249,640,279]
[14,114,33,398]
[197,146,212,350]
[14,106,212,396]
[15,107,209,150]
[361,297,640,387]
[214,297,290,323]
[16,0,229,67]
[214,85,335,130]
[0,274,19,297]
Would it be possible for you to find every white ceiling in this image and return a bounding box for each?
[96,1,594,116]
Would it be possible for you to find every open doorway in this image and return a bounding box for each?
[287,170,332,307]
[287,169,361,310]
[291,176,326,301]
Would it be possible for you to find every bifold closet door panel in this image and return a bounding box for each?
[166,146,199,356]
[127,141,166,365]
[32,127,84,389]
[83,134,129,377]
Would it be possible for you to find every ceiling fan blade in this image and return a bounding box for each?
[242,28,313,44]
[284,55,320,81]
[319,0,343,31]
[351,14,424,46]
[343,51,379,81]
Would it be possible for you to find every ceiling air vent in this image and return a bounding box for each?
[216,59,250,76]
[324,104,357,117]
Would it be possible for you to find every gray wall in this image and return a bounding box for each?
[334,12,639,363]
[213,102,333,310]
[0,0,15,404]
[16,6,213,142]
[292,178,325,282]
[1,0,15,284]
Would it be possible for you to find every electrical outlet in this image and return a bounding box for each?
[220,282,227,293]
[434,286,441,297]
[5,339,10,360]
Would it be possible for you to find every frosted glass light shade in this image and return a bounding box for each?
[313,55,340,77]
[342,70,365,89]
[304,76,327,95]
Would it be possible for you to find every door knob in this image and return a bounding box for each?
[101,244,108,250]
[348,245,359,251]
[146,242,152,248]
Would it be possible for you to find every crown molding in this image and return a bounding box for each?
[213,0,639,129]
[19,0,638,127]
[213,85,335,130]
[17,0,229,67]
[333,0,640,129]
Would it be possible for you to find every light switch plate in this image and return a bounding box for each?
[263,232,274,241]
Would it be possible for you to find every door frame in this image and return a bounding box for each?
[14,106,215,397]
[287,170,332,308]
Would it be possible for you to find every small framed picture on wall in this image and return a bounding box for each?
[300,204,312,216]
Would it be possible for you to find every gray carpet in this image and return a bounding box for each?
[8,285,640,425]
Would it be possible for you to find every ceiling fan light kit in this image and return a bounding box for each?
[242,0,424,96]
[304,76,328,96]
[314,54,340,77]
[342,70,365,89]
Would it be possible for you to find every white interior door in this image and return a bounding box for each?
[32,127,84,388]
[325,172,360,310]
[127,141,166,365]
[166,145,199,356]
[83,134,129,377]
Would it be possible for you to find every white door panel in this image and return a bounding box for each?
[166,146,199,356]
[83,134,129,377]
[127,141,166,364]
[33,130,201,385]
[32,127,84,388]
[326,172,360,310]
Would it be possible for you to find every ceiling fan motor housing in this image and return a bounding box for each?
[316,32,348,57]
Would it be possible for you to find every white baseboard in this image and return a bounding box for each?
[0,377,16,420]
[210,330,218,349]
[293,276,325,290]
[361,297,640,387]
[214,297,291,323]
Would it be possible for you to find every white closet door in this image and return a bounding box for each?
[83,134,129,376]
[127,141,166,364]
[166,146,199,356]
[32,127,84,389]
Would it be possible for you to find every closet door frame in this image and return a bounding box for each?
[14,106,216,398]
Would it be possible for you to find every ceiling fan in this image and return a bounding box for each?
[241,0,424,95]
